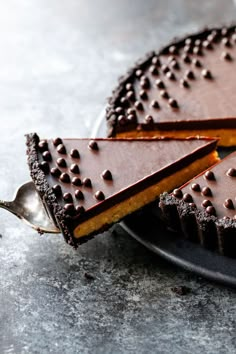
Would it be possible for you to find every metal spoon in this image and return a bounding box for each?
[0,181,60,233]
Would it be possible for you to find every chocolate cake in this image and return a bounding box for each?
[159,152,236,258]
[107,24,236,146]
[26,133,218,246]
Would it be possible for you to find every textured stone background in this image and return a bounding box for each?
[1,1,236,353]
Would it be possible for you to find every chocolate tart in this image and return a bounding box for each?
[107,24,236,146]
[26,133,218,247]
[159,151,236,258]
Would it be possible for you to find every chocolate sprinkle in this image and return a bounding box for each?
[94,191,105,201]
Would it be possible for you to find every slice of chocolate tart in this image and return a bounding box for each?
[159,151,236,258]
[107,25,236,146]
[26,133,218,247]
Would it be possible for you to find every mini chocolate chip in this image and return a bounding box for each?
[120,97,129,107]
[183,193,193,203]
[60,172,70,183]
[221,52,232,61]
[183,45,192,54]
[202,40,212,49]
[152,56,161,66]
[151,100,160,109]
[57,144,66,154]
[140,79,150,89]
[201,69,212,79]
[70,149,80,159]
[193,46,202,56]
[50,167,61,177]
[126,90,135,101]
[206,206,216,215]
[134,101,144,111]
[160,90,169,99]
[118,115,127,126]
[167,56,175,63]
[127,108,136,115]
[39,161,49,174]
[191,183,201,191]
[222,37,231,47]
[182,54,191,63]
[192,58,202,67]
[75,190,84,200]
[140,75,150,83]
[127,114,136,123]
[53,137,63,146]
[64,203,75,215]
[195,39,202,47]
[169,45,178,54]
[201,186,212,196]
[95,191,105,201]
[145,115,154,124]
[224,198,234,209]
[166,71,176,80]
[180,79,189,88]
[221,28,228,36]
[42,151,52,161]
[139,90,148,100]
[185,70,195,80]
[202,199,212,208]
[135,69,143,78]
[88,140,99,150]
[149,65,159,75]
[63,192,73,203]
[76,205,85,214]
[161,65,170,73]
[185,38,192,45]
[38,140,48,151]
[57,158,67,168]
[155,79,165,89]
[227,168,236,177]
[70,163,80,174]
[102,169,112,180]
[232,33,236,42]
[189,203,196,209]
[204,170,215,180]
[52,184,62,197]
[115,107,124,115]
[173,189,183,198]
[125,83,133,91]
[72,177,82,186]
[170,60,180,70]
[83,178,92,187]
[168,98,178,109]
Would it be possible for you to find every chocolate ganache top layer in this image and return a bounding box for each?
[172,151,236,219]
[26,133,217,245]
[106,25,236,136]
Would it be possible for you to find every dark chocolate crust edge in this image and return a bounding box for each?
[159,192,236,258]
[106,23,236,137]
[26,133,79,247]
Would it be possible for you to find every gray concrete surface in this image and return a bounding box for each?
[1,1,236,353]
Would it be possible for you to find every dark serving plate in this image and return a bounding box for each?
[94,111,236,287]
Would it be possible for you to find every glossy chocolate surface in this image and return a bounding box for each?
[107,25,236,135]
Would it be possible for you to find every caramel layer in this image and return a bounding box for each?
[73,151,218,239]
